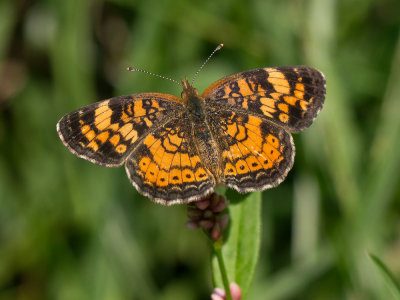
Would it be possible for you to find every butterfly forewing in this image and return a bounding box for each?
[202,66,325,132]
[57,93,184,167]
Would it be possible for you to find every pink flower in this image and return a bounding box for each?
[211,282,242,300]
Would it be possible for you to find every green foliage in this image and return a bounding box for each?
[0,0,399,299]
[368,252,400,300]
[212,191,261,299]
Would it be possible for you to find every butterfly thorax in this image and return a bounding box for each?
[181,79,221,181]
[181,79,204,123]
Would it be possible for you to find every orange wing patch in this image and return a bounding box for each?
[125,119,215,205]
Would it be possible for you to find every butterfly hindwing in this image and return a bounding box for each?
[125,116,215,205]
[207,110,294,192]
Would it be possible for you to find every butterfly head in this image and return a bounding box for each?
[181,79,199,102]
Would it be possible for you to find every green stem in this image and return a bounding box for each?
[213,238,233,300]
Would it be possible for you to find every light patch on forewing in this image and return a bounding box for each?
[294,90,304,99]
[118,123,139,143]
[283,96,298,106]
[87,140,99,151]
[266,68,285,78]
[267,70,290,94]
[296,83,304,91]
[81,125,90,135]
[109,134,120,146]
[116,144,127,154]
[278,103,289,113]
[85,130,96,141]
[133,101,147,117]
[299,100,309,110]
[96,131,109,144]
[270,92,281,100]
[279,113,289,123]
[260,97,276,118]
[235,79,253,96]
[133,99,161,117]
[94,101,112,131]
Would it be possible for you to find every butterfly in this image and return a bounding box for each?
[57,61,325,205]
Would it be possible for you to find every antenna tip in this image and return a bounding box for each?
[217,43,224,50]
[126,67,136,71]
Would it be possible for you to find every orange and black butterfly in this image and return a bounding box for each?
[57,47,325,205]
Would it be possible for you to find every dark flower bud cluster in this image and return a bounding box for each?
[185,193,229,240]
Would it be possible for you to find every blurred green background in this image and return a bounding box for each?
[1,0,400,299]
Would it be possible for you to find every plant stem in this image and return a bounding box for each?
[213,239,233,300]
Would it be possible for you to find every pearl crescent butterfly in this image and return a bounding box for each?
[57,55,325,205]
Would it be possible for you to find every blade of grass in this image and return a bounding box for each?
[253,244,334,300]
[0,1,15,60]
[361,31,400,230]
[304,0,361,218]
[303,0,382,295]
[291,174,320,262]
[367,252,400,300]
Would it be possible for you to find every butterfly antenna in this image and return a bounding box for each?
[126,66,181,86]
[191,43,224,85]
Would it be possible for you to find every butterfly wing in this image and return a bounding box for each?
[125,115,215,205]
[207,110,294,192]
[202,66,325,132]
[57,93,184,167]
[203,66,325,192]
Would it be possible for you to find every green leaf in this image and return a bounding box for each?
[368,252,400,299]
[212,190,261,299]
